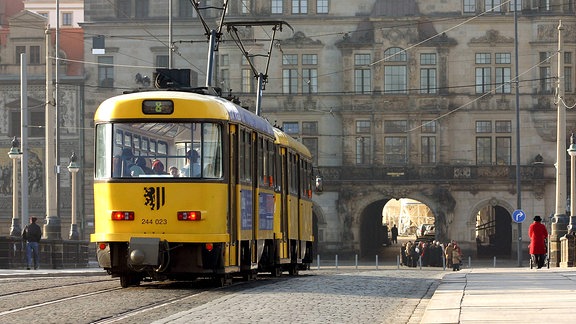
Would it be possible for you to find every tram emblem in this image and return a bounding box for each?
[144,186,165,210]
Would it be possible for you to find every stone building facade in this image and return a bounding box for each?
[2,0,575,260]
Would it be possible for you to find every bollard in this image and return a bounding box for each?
[335,254,338,270]
[468,256,471,269]
[397,255,400,269]
[376,255,379,270]
[355,254,358,270]
[494,256,497,268]
[419,255,422,269]
[442,255,446,270]
[317,254,320,270]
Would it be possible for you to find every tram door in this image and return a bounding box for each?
[228,124,238,267]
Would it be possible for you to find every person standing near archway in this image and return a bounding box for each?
[528,215,548,269]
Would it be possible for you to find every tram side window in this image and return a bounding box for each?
[239,129,252,183]
[257,138,275,188]
[288,153,298,195]
[300,160,312,198]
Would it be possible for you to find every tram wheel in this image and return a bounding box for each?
[288,265,299,276]
[120,274,140,288]
[272,267,282,277]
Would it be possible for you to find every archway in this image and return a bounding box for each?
[475,205,512,257]
[359,199,389,258]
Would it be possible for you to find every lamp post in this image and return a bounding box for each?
[568,134,576,233]
[8,137,22,237]
[67,152,80,240]
[551,21,568,267]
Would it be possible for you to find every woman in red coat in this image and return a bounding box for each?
[528,215,548,269]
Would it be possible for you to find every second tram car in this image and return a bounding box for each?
[91,90,314,287]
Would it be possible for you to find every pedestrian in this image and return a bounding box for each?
[391,224,398,244]
[451,247,461,271]
[529,215,548,269]
[22,217,42,270]
[444,242,454,269]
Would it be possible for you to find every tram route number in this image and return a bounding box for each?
[141,218,168,225]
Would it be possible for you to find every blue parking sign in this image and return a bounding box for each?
[512,209,526,223]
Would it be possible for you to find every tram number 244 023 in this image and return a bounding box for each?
[141,219,168,225]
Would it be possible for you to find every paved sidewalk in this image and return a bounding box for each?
[421,266,576,323]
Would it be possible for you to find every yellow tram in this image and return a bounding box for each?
[91,90,314,287]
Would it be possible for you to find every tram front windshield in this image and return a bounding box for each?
[95,122,223,179]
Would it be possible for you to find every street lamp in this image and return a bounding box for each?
[568,134,576,234]
[8,136,22,237]
[67,152,80,240]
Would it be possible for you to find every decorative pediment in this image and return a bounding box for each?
[469,30,513,46]
[280,31,322,47]
[537,23,576,42]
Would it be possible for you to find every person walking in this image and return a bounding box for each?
[529,215,548,269]
[22,217,42,270]
[391,224,398,244]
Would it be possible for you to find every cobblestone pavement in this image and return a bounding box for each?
[153,266,445,324]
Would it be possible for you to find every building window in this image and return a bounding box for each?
[496,137,511,165]
[566,52,573,93]
[156,55,169,68]
[421,120,437,133]
[509,0,522,11]
[356,137,371,165]
[421,136,436,164]
[302,54,318,94]
[98,56,114,88]
[11,111,44,138]
[29,46,41,64]
[15,46,25,64]
[317,0,329,13]
[292,0,308,14]
[272,0,283,13]
[384,47,407,94]
[384,120,408,133]
[356,120,371,134]
[539,51,553,94]
[179,0,195,17]
[302,137,318,164]
[62,12,72,26]
[485,0,502,12]
[476,120,511,165]
[495,53,511,94]
[242,69,253,93]
[135,0,149,18]
[495,120,511,133]
[283,122,299,135]
[116,0,131,18]
[302,121,318,135]
[241,0,251,14]
[354,54,371,94]
[282,54,298,94]
[463,0,476,12]
[476,137,492,165]
[476,120,492,133]
[475,53,491,94]
[385,137,407,165]
[420,53,437,94]
[283,69,298,94]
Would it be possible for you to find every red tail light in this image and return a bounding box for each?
[111,211,135,221]
[205,243,213,251]
[178,211,201,221]
[99,243,107,250]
